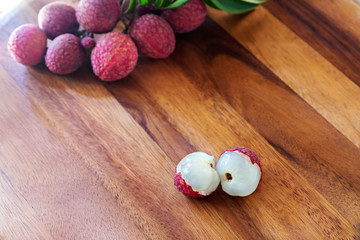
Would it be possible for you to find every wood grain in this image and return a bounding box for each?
[263,0,360,86]
[208,6,360,149]
[0,0,360,239]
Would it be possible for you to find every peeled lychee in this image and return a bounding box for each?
[8,24,47,66]
[91,32,138,81]
[216,146,262,197]
[76,0,121,33]
[38,1,78,39]
[81,37,96,49]
[161,0,207,33]
[130,14,175,59]
[174,152,220,198]
[45,34,85,75]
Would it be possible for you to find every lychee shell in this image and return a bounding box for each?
[76,0,121,33]
[45,33,85,75]
[130,14,175,59]
[91,32,138,81]
[81,37,95,49]
[161,0,207,33]
[8,24,47,66]
[174,169,206,198]
[38,1,78,39]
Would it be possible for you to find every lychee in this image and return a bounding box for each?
[91,32,138,81]
[76,0,121,33]
[216,146,262,197]
[161,0,207,33]
[38,1,78,40]
[8,24,47,66]
[81,37,96,49]
[135,5,161,19]
[130,14,175,59]
[45,33,85,75]
[174,152,220,198]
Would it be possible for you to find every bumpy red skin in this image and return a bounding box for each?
[174,168,206,198]
[8,24,47,66]
[45,34,85,75]
[81,37,95,49]
[76,0,121,33]
[130,14,175,59]
[224,146,263,179]
[161,0,207,33]
[91,32,138,81]
[38,2,78,40]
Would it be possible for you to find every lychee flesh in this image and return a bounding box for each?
[38,1,78,39]
[45,34,85,75]
[161,0,207,33]
[216,146,262,197]
[130,14,175,59]
[76,0,121,33]
[91,32,138,81]
[8,24,47,66]
[174,152,220,198]
[174,171,205,198]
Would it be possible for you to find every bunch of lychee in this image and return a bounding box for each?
[174,146,263,198]
[8,0,208,81]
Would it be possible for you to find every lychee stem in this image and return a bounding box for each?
[122,13,135,34]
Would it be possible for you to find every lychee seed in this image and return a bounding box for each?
[225,173,232,180]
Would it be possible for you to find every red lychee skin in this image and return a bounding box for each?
[38,1,78,40]
[8,24,47,66]
[135,5,161,19]
[91,32,138,81]
[161,0,207,33]
[130,14,175,59]
[45,34,85,75]
[76,0,121,33]
[81,37,96,49]
[223,146,263,179]
[174,168,206,198]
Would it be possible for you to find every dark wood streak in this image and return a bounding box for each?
[263,0,360,87]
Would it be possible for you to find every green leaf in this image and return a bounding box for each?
[208,0,260,14]
[154,0,163,7]
[158,0,173,8]
[240,0,266,4]
[138,0,149,6]
[203,0,219,9]
[163,0,189,9]
[125,0,137,13]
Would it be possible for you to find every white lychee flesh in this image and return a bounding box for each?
[216,151,261,197]
[175,152,220,197]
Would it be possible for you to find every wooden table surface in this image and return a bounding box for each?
[1,0,360,239]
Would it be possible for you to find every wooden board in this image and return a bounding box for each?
[0,0,359,239]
